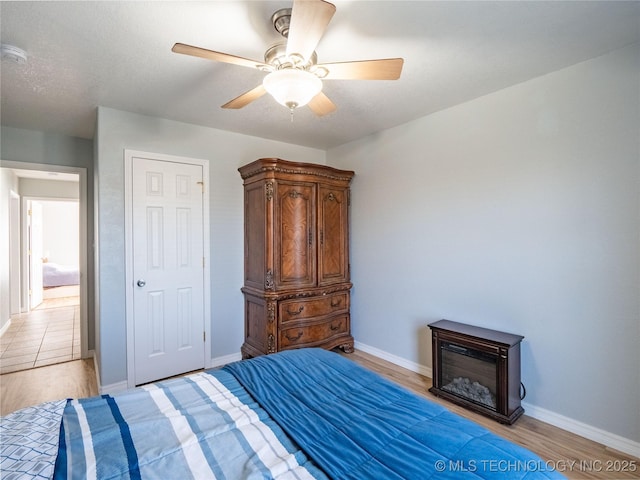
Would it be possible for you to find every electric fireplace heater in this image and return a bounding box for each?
[428,320,525,424]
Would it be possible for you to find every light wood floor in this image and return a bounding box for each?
[0,358,97,415]
[1,350,637,479]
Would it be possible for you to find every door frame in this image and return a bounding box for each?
[2,161,89,361]
[124,150,211,388]
[9,190,21,315]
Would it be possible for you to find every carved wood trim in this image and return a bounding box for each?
[240,164,354,182]
[275,285,351,301]
[265,269,274,290]
[340,342,354,353]
[241,284,352,300]
[286,305,305,316]
[284,330,303,342]
[267,302,276,324]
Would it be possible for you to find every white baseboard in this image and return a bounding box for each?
[355,341,432,378]
[210,352,242,368]
[354,341,640,459]
[100,380,129,395]
[92,350,99,386]
[522,402,640,459]
[0,319,12,337]
[94,352,128,395]
[98,352,243,394]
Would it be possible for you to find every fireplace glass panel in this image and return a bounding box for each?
[440,342,497,411]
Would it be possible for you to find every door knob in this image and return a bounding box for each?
[137,280,146,287]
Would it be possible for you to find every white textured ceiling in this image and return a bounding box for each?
[1,1,639,149]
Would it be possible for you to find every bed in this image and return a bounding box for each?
[1,348,564,479]
[42,263,80,288]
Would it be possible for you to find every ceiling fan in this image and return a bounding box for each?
[172,0,403,116]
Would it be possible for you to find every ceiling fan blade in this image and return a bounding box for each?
[286,0,336,63]
[222,85,267,109]
[172,43,266,70]
[308,91,336,116]
[318,58,404,80]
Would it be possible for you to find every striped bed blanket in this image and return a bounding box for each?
[53,368,326,480]
[2,349,564,479]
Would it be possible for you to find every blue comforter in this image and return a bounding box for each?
[224,349,564,479]
[44,348,563,479]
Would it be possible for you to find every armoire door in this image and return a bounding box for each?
[317,185,350,286]
[243,180,267,291]
[274,181,316,289]
[131,156,206,385]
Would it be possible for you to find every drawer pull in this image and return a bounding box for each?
[286,305,305,316]
[330,323,341,331]
[330,298,342,308]
[285,331,303,342]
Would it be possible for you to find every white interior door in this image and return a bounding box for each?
[9,191,21,314]
[28,201,43,309]
[132,157,206,385]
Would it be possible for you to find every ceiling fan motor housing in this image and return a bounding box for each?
[272,8,292,38]
[264,43,318,70]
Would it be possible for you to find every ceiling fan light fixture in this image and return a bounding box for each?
[263,68,322,110]
[172,0,402,116]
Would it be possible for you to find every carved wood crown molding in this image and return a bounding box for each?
[240,165,353,182]
[272,285,352,300]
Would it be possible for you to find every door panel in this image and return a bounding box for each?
[177,287,194,349]
[147,291,165,356]
[132,158,205,385]
[243,181,267,290]
[274,181,316,289]
[318,185,349,286]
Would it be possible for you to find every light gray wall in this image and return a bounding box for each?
[94,107,325,386]
[328,44,640,442]
[18,180,80,269]
[19,178,79,199]
[41,201,80,266]
[1,127,93,169]
[0,128,95,348]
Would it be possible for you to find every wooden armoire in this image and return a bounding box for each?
[239,158,354,358]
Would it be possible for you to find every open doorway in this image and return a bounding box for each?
[1,167,86,374]
[28,199,80,310]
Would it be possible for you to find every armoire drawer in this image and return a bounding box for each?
[279,292,348,324]
[279,315,349,348]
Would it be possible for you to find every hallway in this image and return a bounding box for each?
[0,303,80,375]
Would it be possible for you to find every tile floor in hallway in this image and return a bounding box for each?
[0,305,80,375]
